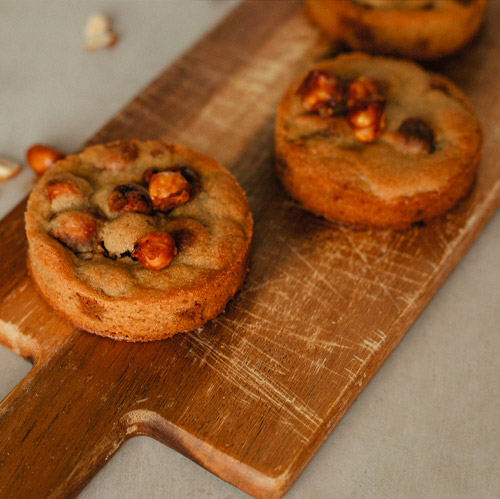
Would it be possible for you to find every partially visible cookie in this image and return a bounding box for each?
[305,0,487,60]
[274,53,482,229]
[26,140,253,341]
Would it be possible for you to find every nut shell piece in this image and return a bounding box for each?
[0,156,21,181]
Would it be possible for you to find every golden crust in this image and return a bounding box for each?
[25,140,253,341]
[274,53,482,229]
[305,0,487,60]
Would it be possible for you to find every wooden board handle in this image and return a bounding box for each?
[0,335,132,498]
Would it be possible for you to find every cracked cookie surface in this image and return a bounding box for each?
[26,140,253,341]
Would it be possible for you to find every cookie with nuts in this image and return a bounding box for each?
[274,53,482,229]
[305,0,487,60]
[25,140,252,341]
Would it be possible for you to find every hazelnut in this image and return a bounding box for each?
[347,101,386,143]
[392,117,434,154]
[131,231,177,270]
[108,183,153,214]
[0,156,21,181]
[45,178,82,202]
[49,211,98,252]
[297,70,345,117]
[148,171,190,211]
[84,12,118,51]
[344,76,386,143]
[26,144,64,175]
[346,76,383,109]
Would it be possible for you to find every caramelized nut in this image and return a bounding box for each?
[393,117,434,154]
[132,231,177,270]
[49,211,98,252]
[345,76,386,143]
[346,76,383,108]
[108,183,153,214]
[45,178,81,202]
[148,171,190,211]
[297,70,345,117]
[26,144,64,175]
[347,101,386,143]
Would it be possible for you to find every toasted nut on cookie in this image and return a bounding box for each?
[297,70,345,117]
[0,157,21,181]
[346,76,386,143]
[108,183,153,214]
[347,76,383,109]
[149,171,190,211]
[26,144,64,175]
[45,178,82,202]
[132,231,177,270]
[49,211,98,252]
[393,117,434,154]
[347,101,386,143]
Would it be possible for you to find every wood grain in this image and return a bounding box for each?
[1,1,499,498]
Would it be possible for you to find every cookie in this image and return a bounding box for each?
[305,0,487,60]
[25,140,253,341]
[274,53,482,229]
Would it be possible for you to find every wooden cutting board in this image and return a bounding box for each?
[1,1,499,497]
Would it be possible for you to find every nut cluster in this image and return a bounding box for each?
[46,166,196,271]
[297,70,387,143]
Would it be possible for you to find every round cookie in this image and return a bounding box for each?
[274,53,482,229]
[305,0,487,60]
[26,140,253,341]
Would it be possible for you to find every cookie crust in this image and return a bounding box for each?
[274,53,482,229]
[26,140,253,341]
[305,0,487,60]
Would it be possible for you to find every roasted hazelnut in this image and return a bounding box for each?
[345,76,386,143]
[347,101,386,143]
[49,211,98,252]
[392,117,434,154]
[131,231,177,270]
[107,183,153,214]
[26,144,64,175]
[297,70,345,117]
[148,171,190,211]
[45,178,82,202]
[346,76,383,108]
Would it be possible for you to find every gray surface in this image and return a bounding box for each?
[0,1,499,498]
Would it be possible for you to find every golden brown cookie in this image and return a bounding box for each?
[274,53,482,229]
[26,140,253,341]
[305,0,487,60]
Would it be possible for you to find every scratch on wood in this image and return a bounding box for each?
[184,333,322,442]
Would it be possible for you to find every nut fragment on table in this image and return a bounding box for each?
[84,12,118,51]
[0,156,21,181]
